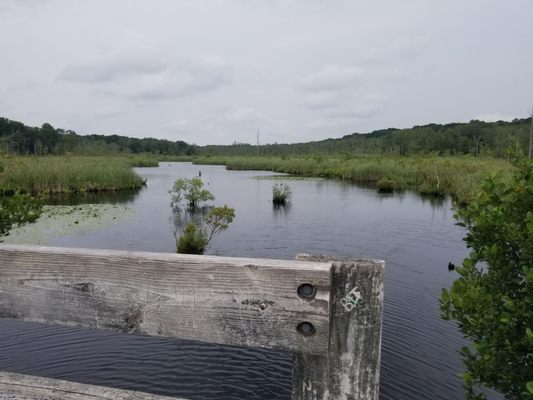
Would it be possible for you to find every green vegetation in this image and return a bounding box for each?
[0,193,43,238]
[170,177,215,209]
[272,183,292,205]
[201,118,532,158]
[2,116,530,204]
[376,177,395,193]
[177,223,208,254]
[0,155,150,195]
[0,118,196,156]
[169,177,234,254]
[3,116,532,160]
[176,206,235,254]
[193,155,514,204]
[440,159,533,399]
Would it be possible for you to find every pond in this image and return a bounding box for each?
[0,162,500,399]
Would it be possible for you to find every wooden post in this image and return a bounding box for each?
[0,246,384,400]
[292,255,385,400]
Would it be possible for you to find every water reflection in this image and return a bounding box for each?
[171,206,214,235]
[272,202,292,215]
[46,189,140,205]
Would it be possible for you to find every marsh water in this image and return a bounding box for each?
[0,162,500,399]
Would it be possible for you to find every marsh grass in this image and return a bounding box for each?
[272,183,292,205]
[194,155,514,204]
[0,155,148,195]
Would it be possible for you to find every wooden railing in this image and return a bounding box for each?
[0,244,384,400]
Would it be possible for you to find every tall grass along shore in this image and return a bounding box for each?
[193,155,514,204]
[0,155,159,195]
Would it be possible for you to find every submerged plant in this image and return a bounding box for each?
[272,183,292,205]
[170,177,214,210]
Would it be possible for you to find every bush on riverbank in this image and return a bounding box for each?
[193,155,514,204]
[440,158,533,398]
[0,155,148,195]
[0,192,43,238]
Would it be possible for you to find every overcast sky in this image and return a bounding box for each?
[1,0,532,145]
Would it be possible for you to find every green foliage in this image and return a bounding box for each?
[0,155,146,194]
[199,118,532,158]
[376,177,395,192]
[272,183,292,204]
[194,155,513,204]
[176,206,235,255]
[205,205,235,244]
[0,193,43,237]
[0,117,197,156]
[177,223,208,254]
[170,177,215,209]
[440,159,533,399]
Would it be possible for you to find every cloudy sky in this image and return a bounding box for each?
[1,0,532,145]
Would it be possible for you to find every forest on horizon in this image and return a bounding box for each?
[1,116,531,158]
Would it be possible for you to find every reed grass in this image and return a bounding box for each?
[193,155,514,204]
[0,155,148,195]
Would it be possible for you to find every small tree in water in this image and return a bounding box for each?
[176,223,207,254]
[176,205,235,255]
[440,158,533,399]
[170,177,214,210]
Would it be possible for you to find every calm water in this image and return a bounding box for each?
[0,163,499,399]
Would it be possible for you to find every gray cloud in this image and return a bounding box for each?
[0,0,532,144]
[60,53,233,101]
[127,58,233,101]
[299,65,364,92]
[59,55,165,83]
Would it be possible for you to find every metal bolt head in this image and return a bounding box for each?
[297,321,316,336]
[297,283,316,300]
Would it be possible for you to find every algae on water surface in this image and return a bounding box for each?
[2,204,133,245]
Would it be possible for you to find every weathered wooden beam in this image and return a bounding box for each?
[292,254,385,400]
[0,244,331,354]
[0,371,181,399]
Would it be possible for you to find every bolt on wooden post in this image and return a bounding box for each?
[0,245,384,400]
[293,255,385,400]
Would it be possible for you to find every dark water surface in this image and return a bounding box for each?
[0,163,499,399]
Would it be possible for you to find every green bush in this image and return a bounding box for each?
[440,159,533,399]
[0,193,43,238]
[170,177,215,209]
[376,177,394,192]
[177,223,208,254]
[176,205,235,255]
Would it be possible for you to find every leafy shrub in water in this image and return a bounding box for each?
[177,223,208,254]
[440,158,533,399]
[272,183,292,205]
[170,177,215,209]
[176,205,235,255]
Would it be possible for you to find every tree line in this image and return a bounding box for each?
[202,118,532,158]
[1,116,531,158]
[0,118,196,156]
